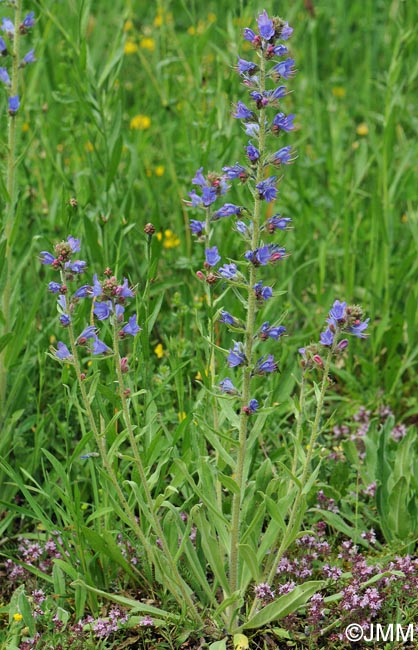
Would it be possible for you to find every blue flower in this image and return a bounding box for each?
[254,355,278,374]
[246,142,260,162]
[188,190,202,207]
[92,335,112,355]
[121,314,141,336]
[281,22,294,40]
[66,260,87,274]
[8,95,20,115]
[257,10,274,40]
[77,326,97,344]
[202,186,218,206]
[192,167,206,187]
[348,319,369,338]
[94,300,112,320]
[273,58,296,80]
[219,310,235,326]
[189,220,205,235]
[244,123,260,138]
[219,263,238,279]
[48,282,61,294]
[271,85,287,100]
[0,67,10,86]
[57,295,67,311]
[219,377,238,394]
[205,246,221,267]
[116,278,134,298]
[245,245,270,266]
[273,44,289,56]
[272,112,295,133]
[0,37,7,55]
[60,314,71,327]
[237,57,258,76]
[267,215,291,232]
[256,177,278,202]
[320,328,334,346]
[21,49,36,66]
[67,235,80,253]
[272,146,293,165]
[92,274,102,297]
[236,221,248,235]
[259,322,286,340]
[243,27,257,43]
[233,101,255,120]
[254,281,273,301]
[227,342,246,368]
[21,12,35,30]
[74,284,91,298]
[327,300,347,325]
[56,341,72,360]
[248,399,259,413]
[1,17,14,36]
[213,203,242,219]
[222,164,247,180]
[115,304,125,321]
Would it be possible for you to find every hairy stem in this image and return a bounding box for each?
[112,324,202,624]
[228,53,267,621]
[248,344,335,620]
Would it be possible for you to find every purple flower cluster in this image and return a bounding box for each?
[0,10,36,116]
[41,237,141,364]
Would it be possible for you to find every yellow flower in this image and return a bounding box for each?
[154,343,164,359]
[124,40,138,55]
[140,37,155,51]
[207,12,217,23]
[22,122,30,133]
[130,114,151,130]
[154,13,163,27]
[162,229,180,249]
[401,213,408,224]
[178,411,187,422]
[123,19,134,32]
[154,165,165,177]
[85,141,94,152]
[13,613,23,622]
[195,371,202,381]
[332,86,346,98]
[50,335,57,344]
[356,122,369,136]
[187,26,196,35]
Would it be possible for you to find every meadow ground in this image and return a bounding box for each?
[0,1,417,648]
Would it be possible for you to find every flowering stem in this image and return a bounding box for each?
[204,207,222,511]
[65,323,158,571]
[0,0,23,408]
[112,325,203,624]
[228,53,267,619]
[249,343,335,619]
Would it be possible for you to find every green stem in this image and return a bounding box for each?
[228,54,267,622]
[204,206,222,510]
[0,0,23,407]
[112,324,203,624]
[66,322,156,572]
[248,344,335,620]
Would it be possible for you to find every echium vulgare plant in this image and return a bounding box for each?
[40,236,203,625]
[186,9,369,632]
[0,2,36,407]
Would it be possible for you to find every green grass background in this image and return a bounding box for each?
[0,0,417,507]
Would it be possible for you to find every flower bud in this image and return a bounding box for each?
[144,223,156,236]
